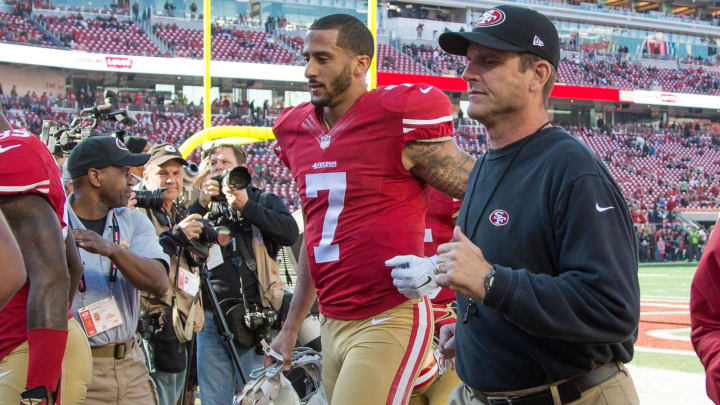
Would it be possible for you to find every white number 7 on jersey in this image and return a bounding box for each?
[305,172,347,263]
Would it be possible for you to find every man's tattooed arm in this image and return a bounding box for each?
[402,140,476,200]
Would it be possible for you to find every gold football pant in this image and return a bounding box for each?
[0,318,93,404]
[320,297,434,405]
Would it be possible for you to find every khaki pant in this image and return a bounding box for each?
[0,318,93,404]
[320,298,434,405]
[449,363,639,405]
[410,369,463,405]
[85,337,159,405]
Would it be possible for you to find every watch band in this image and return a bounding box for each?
[484,267,496,296]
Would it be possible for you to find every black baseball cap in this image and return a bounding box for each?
[439,6,560,67]
[146,143,188,167]
[67,136,150,178]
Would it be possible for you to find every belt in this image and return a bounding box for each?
[91,337,136,360]
[471,362,621,405]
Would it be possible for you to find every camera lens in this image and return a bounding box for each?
[134,187,166,210]
[222,166,251,191]
[200,225,231,246]
[185,162,199,177]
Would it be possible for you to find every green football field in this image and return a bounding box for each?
[638,264,695,302]
[631,264,703,373]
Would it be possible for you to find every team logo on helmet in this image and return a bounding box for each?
[489,209,510,226]
[164,145,177,153]
[115,137,129,151]
[474,9,506,27]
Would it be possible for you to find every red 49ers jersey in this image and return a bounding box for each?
[274,84,453,319]
[423,187,461,334]
[0,129,66,234]
[0,128,68,360]
[424,186,461,258]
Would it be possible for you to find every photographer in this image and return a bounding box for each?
[66,136,170,405]
[137,143,205,405]
[188,143,298,404]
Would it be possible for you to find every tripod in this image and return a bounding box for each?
[199,262,248,386]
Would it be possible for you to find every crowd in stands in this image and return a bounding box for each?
[37,13,162,56]
[559,57,720,95]
[7,0,131,15]
[153,23,299,64]
[0,11,54,46]
[2,9,720,95]
[402,43,465,75]
[636,221,711,262]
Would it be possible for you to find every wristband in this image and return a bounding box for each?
[26,328,68,394]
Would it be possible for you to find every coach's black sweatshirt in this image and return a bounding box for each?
[455,127,640,392]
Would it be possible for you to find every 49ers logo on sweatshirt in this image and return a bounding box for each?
[489,209,510,226]
[474,9,506,27]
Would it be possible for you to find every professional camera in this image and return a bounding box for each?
[41,89,137,155]
[243,304,278,331]
[134,187,166,211]
[210,166,253,203]
[185,219,232,259]
[137,310,158,341]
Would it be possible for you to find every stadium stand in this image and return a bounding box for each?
[153,23,299,64]
[37,14,162,56]
[377,43,432,74]
[0,11,54,47]
[4,90,720,259]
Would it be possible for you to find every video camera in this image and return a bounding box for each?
[211,166,253,203]
[40,89,137,156]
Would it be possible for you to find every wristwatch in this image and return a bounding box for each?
[483,266,496,297]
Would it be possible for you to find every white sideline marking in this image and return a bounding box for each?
[634,346,696,356]
[647,328,691,342]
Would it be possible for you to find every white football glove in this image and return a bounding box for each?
[385,255,438,299]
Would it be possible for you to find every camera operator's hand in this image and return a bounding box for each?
[223,185,248,211]
[127,191,137,210]
[198,178,221,208]
[178,213,203,240]
[73,229,118,257]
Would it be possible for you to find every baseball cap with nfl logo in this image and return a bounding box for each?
[67,135,150,178]
[439,5,560,67]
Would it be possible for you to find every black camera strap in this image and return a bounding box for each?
[232,228,257,273]
[231,227,265,310]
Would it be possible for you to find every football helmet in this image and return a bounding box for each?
[235,347,326,405]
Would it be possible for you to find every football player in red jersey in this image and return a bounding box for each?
[0,129,91,405]
[268,14,475,405]
[0,211,25,311]
[406,187,463,405]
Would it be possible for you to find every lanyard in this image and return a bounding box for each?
[159,207,173,230]
[78,211,121,293]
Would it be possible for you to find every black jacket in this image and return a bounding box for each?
[188,186,299,308]
[455,127,640,392]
